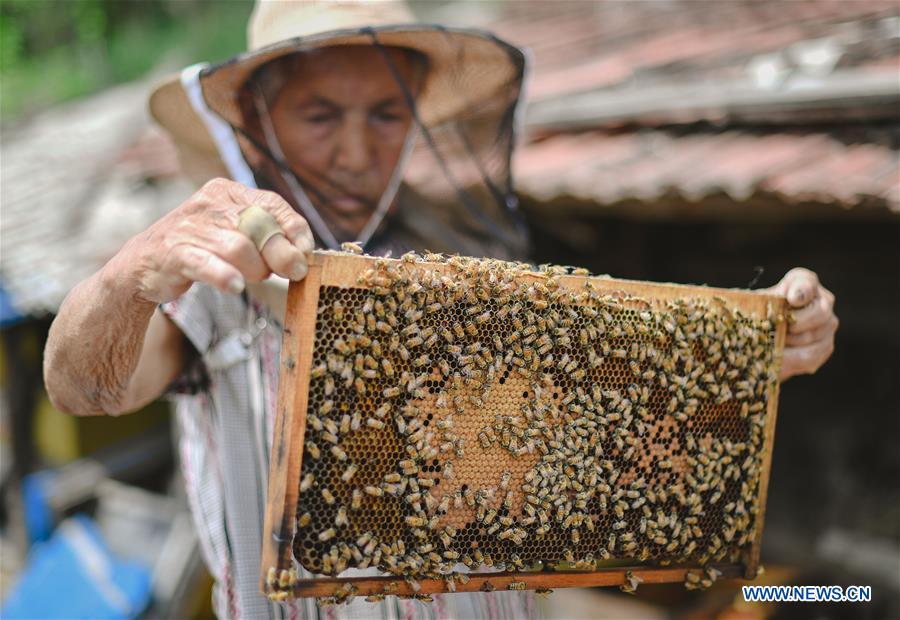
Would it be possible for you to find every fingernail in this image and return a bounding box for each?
[228,275,245,294]
[291,260,308,281]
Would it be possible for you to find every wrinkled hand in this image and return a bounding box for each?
[124,178,314,304]
[762,268,838,381]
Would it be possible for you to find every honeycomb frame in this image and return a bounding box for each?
[261,251,787,600]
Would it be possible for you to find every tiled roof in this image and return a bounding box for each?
[515,128,899,211]
[487,1,900,212]
[492,0,899,105]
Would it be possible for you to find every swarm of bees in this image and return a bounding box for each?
[276,247,782,601]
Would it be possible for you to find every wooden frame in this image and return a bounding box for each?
[261,252,787,598]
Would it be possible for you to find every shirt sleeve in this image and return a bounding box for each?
[160,283,216,396]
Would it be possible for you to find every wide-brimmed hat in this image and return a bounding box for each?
[148,0,525,177]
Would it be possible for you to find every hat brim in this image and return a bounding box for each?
[149,25,525,167]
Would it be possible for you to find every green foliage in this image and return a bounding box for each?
[0,0,253,122]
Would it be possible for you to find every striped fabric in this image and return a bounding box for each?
[161,283,539,620]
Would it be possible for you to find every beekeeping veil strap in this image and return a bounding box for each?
[151,18,530,260]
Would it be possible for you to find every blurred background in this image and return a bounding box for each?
[1,1,897,619]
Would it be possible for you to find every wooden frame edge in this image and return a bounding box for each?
[260,263,323,592]
[290,563,746,598]
[744,297,789,578]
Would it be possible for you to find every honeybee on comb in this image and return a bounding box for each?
[263,249,786,601]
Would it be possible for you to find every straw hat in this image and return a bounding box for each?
[149,0,525,179]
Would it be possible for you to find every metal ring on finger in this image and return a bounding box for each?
[238,205,284,252]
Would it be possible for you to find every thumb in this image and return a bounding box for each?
[787,278,818,307]
[788,284,809,306]
[773,268,819,308]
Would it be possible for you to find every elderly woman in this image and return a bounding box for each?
[43,1,837,618]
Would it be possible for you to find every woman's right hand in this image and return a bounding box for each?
[122,177,315,304]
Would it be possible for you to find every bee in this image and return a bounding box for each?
[338,413,351,434]
[667,396,678,414]
[300,473,315,492]
[319,398,339,417]
[442,462,454,479]
[341,463,358,482]
[306,441,321,460]
[395,416,408,436]
[350,489,363,511]
[381,473,404,486]
[334,507,349,528]
[620,570,643,594]
[437,415,453,430]
[319,527,337,542]
[366,417,385,430]
[478,508,497,526]
[398,346,410,362]
[441,327,455,343]
[355,531,374,553]
[331,300,345,320]
[297,512,311,528]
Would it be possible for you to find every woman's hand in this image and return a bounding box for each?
[762,267,838,381]
[123,177,314,304]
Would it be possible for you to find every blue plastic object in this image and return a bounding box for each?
[0,282,24,327]
[20,471,56,545]
[1,514,152,619]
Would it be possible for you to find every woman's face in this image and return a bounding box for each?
[268,46,421,239]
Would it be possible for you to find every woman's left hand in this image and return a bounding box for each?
[762,267,838,381]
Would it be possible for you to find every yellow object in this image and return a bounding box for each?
[35,389,170,464]
[34,391,79,464]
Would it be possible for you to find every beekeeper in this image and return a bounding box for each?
[43,1,837,618]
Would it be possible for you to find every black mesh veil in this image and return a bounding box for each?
[200,26,530,261]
